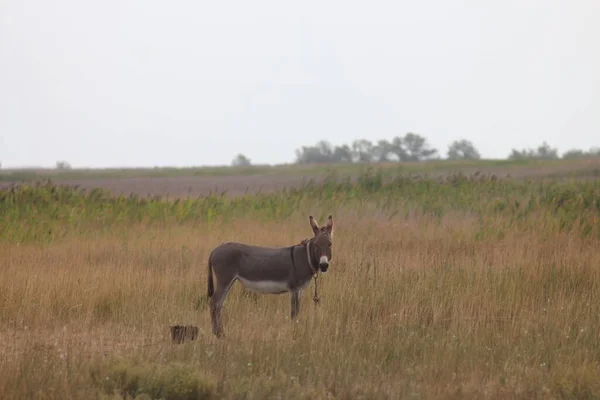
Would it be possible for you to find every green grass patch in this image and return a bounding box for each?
[2,169,600,243]
[91,358,216,400]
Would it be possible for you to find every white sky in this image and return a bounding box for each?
[1,0,599,168]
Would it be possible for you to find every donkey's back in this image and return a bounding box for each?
[210,241,291,270]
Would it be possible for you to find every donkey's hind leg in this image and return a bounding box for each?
[209,279,235,338]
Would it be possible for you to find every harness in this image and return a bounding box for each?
[290,237,320,305]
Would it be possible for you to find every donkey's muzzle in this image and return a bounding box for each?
[319,255,329,272]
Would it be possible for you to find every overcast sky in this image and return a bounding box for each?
[1,1,599,168]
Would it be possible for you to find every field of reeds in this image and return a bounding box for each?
[1,166,600,399]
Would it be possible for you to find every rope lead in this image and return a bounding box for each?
[313,273,320,305]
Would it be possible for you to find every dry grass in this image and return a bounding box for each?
[1,209,600,399]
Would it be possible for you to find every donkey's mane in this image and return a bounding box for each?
[298,238,311,246]
[298,227,331,246]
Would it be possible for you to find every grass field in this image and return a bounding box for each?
[1,160,600,399]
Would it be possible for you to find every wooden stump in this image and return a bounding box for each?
[170,325,199,344]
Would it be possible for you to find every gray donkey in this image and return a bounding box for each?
[207,215,333,338]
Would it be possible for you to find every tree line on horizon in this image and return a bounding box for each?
[232,133,600,166]
[7,134,596,170]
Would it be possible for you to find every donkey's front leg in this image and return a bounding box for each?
[290,290,300,320]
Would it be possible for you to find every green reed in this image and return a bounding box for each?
[1,170,599,243]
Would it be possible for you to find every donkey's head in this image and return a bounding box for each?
[309,215,334,273]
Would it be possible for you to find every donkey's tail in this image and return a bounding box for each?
[207,254,215,298]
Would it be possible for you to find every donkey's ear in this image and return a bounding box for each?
[309,215,320,235]
[325,215,334,237]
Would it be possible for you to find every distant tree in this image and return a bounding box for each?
[372,139,398,162]
[231,154,251,167]
[332,144,353,163]
[295,141,336,164]
[55,160,71,170]
[508,148,532,161]
[316,140,334,160]
[447,139,481,160]
[402,133,438,161]
[536,142,559,160]
[389,136,408,161]
[562,149,586,159]
[351,139,374,163]
[562,147,600,159]
[508,141,558,161]
[295,146,320,164]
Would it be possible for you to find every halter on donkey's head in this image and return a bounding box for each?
[295,215,334,305]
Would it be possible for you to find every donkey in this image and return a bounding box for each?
[206,215,334,338]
